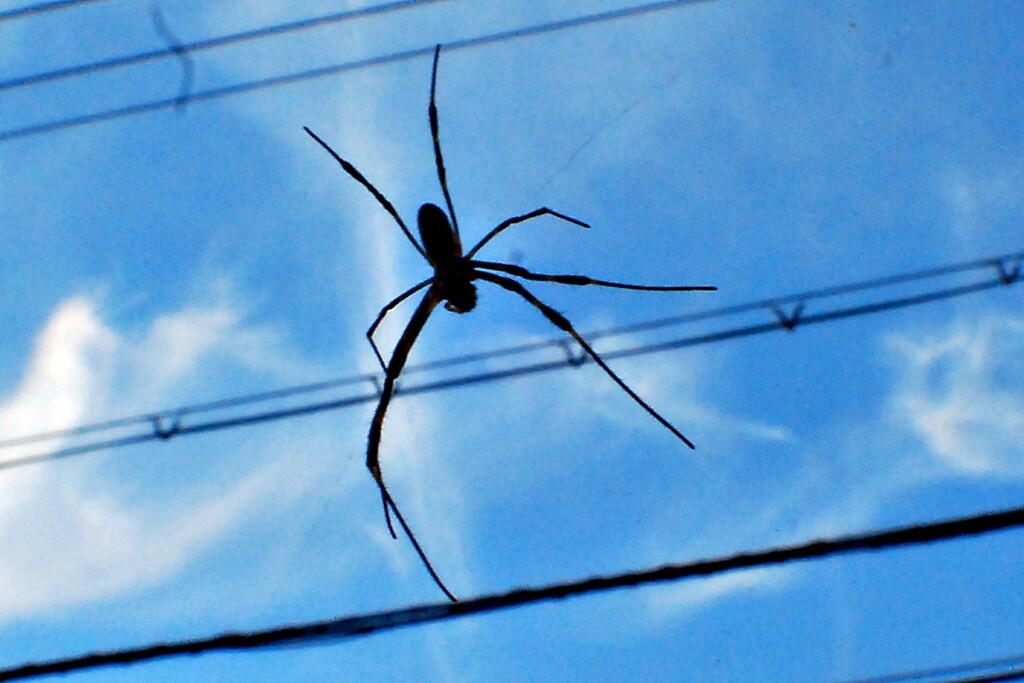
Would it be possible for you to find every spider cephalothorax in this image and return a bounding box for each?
[305,44,715,601]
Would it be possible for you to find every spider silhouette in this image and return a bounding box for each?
[304,45,715,601]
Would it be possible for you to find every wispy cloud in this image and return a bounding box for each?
[0,291,333,623]
[888,316,1024,476]
[642,313,1024,624]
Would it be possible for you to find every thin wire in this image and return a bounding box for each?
[0,0,721,142]
[1,502,1022,681]
[0,250,1018,471]
[2,250,1015,450]
[0,0,106,22]
[0,0,451,92]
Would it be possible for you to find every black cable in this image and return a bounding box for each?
[0,0,107,22]
[0,250,1018,472]
[0,0,720,142]
[1,503,1023,681]
[848,654,1024,683]
[949,669,1024,683]
[0,0,450,92]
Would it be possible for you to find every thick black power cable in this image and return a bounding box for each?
[0,0,451,92]
[0,0,720,142]
[0,250,1018,471]
[0,0,106,22]
[1,503,1022,681]
[951,669,1024,683]
[848,654,1024,683]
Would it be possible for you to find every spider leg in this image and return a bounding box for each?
[368,286,455,598]
[428,44,461,249]
[475,271,696,449]
[465,208,590,259]
[367,278,433,372]
[472,261,717,292]
[304,126,427,260]
[378,485,457,602]
[370,287,440,529]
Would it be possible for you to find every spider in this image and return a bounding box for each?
[304,45,715,601]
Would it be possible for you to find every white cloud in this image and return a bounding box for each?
[0,292,331,623]
[0,298,116,440]
[941,164,1024,246]
[888,316,1024,476]
[648,567,788,622]
[640,314,1024,626]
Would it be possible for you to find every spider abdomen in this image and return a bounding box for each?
[418,203,461,266]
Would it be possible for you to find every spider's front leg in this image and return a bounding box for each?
[466,208,589,258]
[366,279,432,372]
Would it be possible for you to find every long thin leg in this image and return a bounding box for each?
[473,261,718,292]
[379,486,457,601]
[428,44,461,248]
[304,126,427,260]
[476,271,696,449]
[466,208,590,258]
[367,286,456,599]
[367,278,433,371]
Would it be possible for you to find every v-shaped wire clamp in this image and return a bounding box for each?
[994,257,1022,285]
[151,414,182,440]
[558,339,587,367]
[771,301,805,332]
[151,4,195,109]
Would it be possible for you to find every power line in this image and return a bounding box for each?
[0,250,1019,472]
[1,502,1022,681]
[0,0,107,22]
[951,670,1024,683]
[0,0,720,142]
[0,0,450,92]
[848,654,1024,683]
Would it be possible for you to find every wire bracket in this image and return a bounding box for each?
[994,257,1022,285]
[151,4,195,109]
[151,414,182,441]
[558,339,587,367]
[770,301,805,332]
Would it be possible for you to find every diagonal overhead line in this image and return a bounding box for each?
[2,503,1023,681]
[0,250,1018,473]
[0,0,451,92]
[0,0,720,142]
[0,0,108,23]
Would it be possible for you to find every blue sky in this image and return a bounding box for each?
[0,0,1022,680]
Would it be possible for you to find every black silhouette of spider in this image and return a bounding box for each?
[304,45,715,601]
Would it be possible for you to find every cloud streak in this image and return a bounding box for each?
[0,292,332,624]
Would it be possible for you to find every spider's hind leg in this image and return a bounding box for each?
[379,487,458,602]
[367,287,456,599]
[476,271,696,449]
